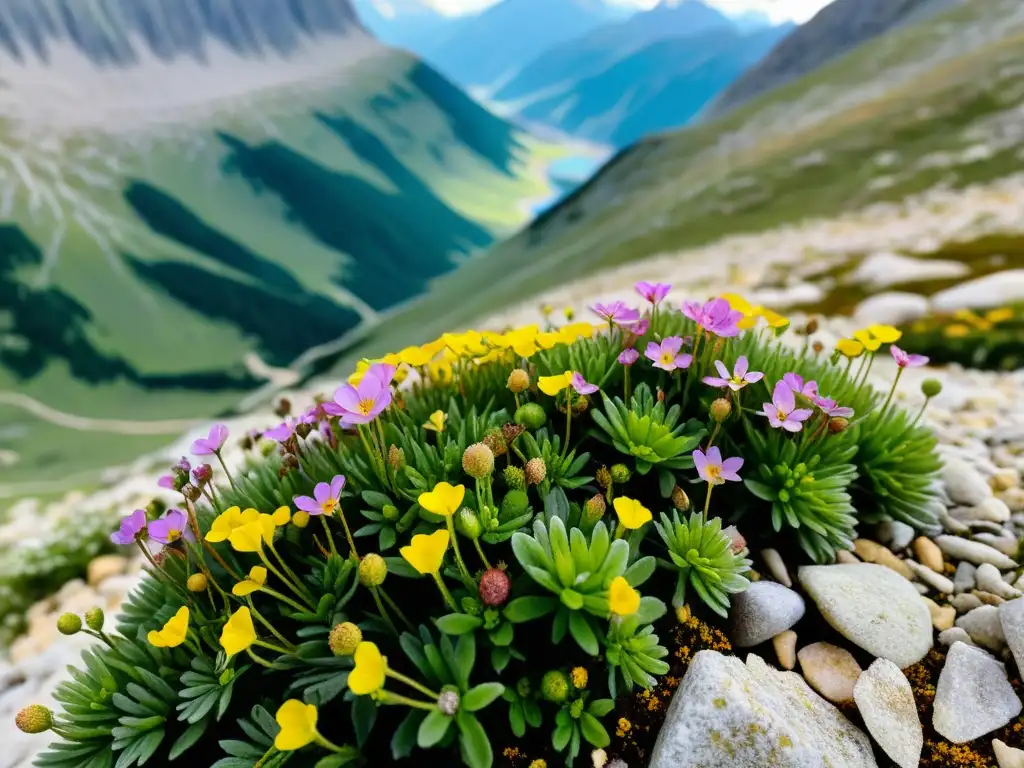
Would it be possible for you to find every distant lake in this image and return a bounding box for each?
[532,151,611,215]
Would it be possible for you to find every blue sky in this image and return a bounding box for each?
[412,0,832,23]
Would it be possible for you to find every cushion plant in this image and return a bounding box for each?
[15,284,942,768]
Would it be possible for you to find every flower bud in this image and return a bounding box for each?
[569,394,590,415]
[596,466,612,489]
[675,604,691,623]
[463,443,495,478]
[57,613,82,636]
[541,670,570,703]
[359,553,388,587]
[501,423,525,446]
[173,456,192,475]
[570,666,588,689]
[437,689,460,716]
[828,417,849,434]
[259,439,278,457]
[583,494,606,525]
[388,445,406,471]
[295,422,314,440]
[503,465,526,491]
[191,464,213,486]
[723,525,746,554]
[524,458,547,486]
[805,318,819,335]
[514,402,547,430]
[181,483,202,503]
[710,397,732,423]
[500,490,529,521]
[812,340,824,354]
[922,378,942,398]
[382,504,400,522]
[239,434,254,451]
[483,428,507,457]
[610,464,631,484]
[479,567,511,606]
[507,369,530,393]
[456,508,483,539]
[187,573,209,592]
[293,511,310,528]
[146,499,165,518]
[657,388,666,403]
[84,607,104,632]
[329,622,362,656]
[671,485,691,512]
[516,677,532,697]
[274,398,291,418]
[15,705,53,734]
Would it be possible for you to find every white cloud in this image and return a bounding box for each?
[422,0,831,23]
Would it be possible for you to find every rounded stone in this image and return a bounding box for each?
[853,659,923,768]
[798,563,932,667]
[933,642,1022,743]
[728,580,806,648]
[797,641,862,703]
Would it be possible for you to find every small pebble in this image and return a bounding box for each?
[952,497,1011,523]
[853,538,884,562]
[976,563,1022,599]
[974,590,1007,606]
[853,659,923,768]
[922,597,957,630]
[934,535,1018,569]
[956,605,1006,651]
[912,536,944,573]
[933,642,1021,743]
[992,738,1024,768]
[773,630,797,670]
[951,593,984,613]
[991,468,1020,492]
[974,532,1020,556]
[940,513,970,534]
[760,548,792,588]
[835,550,859,564]
[906,559,955,594]
[953,561,977,594]
[876,521,915,551]
[797,641,862,703]
[938,627,976,647]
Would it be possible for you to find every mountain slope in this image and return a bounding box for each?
[707,0,962,117]
[414,0,626,88]
[514,25,792,147]
[0,0,557,487]
[351,0,455,51]
[493,0,733,104]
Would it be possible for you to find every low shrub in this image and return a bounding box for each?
[16,287,942,767]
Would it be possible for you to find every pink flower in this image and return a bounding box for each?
[635,281,671,304]
[645,336,692,372]
[782,373,818,398]
[760,381,814,432]
[628,318,650,337]
[571,372,599,395]
[702,356,764,391]
[148,509,195,545]
[320,420,338,450]
[294,475,346,516]
[111,509,148,546]
[157,475,175,490]
[591,301,641,327]
[618,348,640,366]
[813,396,854,419]
[681,297,742,337]
[325,363,395,425]
[191,424,228,455]
[264,419,296,443]
[890,345,929,368]
[693,446,744,486]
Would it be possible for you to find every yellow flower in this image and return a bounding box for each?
[613,497,652,530]
[720,293,753,316]
[232,566,268,597]
[423,410,448,433]
[944,323,971,338]
[541,304,553,317]
[986,307,1014,324]
[564,307,575,321]
[348,641,387,695]
[228,516,276,553]
[559,322,594,342]
[867,324,902,343]
[272,506,291,526]
[220,607,257,657]
[400,529,449,575]
[427,358,454,384]
[853,329,882,352]
[538,371,573,396]
[418,482,465,517]
[397,345,433,367]
[443,331,487,358]
[502,326,540,358]
[608,576,640,616]
[147,606,189,648]
[293,511,310,528]
[347,359,372,386]
[953,308,978,321]
[206,506,260,543]
[836,339,864,358]
[759,307,789,329]
[274,700,319,751]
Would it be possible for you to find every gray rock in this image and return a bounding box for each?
[952,497,1011,523]
[853,659,923,768]
[998,597,1024,673]
[875,521,915,551]
[943,458,993,506]
[648,651,877,768]
[729,580,805,648]
[977,563,1022,599]
[906,559,955,594]
[938,627,976,647]
[951,593,984,613]
[799,564,932,667]
[932,642,1022,743]
[940,513,970,535]
[953,561,977,594]
[974,532,1020,556]
[956,605,1006,651]
[934,536,1018,569]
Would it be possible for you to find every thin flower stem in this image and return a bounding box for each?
[562,395,572,459]
[514,392,521,410]
[909,397,931,428]
[358,426,387,485]
[702,483,714,525]
[136,541,190,599]
[268,543,310,598]
[258,552,316,610]
[386,669,440,699]
[624,366,632,402]
[379,690,438,711]
[843,356,856,377]
[248,601,297,651]
[378,586,416,632]
[213,450,237,491]
[254,746,276,768]
[335,506,359,558]
[614,522,625,540]
[432,571,459,612]
[446,516,475,587]
[706,422,721,450]
[83,629,117,650]
[320,516,338,557]
[371,586,400,636]
[245,647,276,668]
[253,638,293,655]
[879,367,904,415]
[472,538,492,569]
[314,731,349,753]
[203,540,241,580]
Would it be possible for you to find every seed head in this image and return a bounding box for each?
[812,340,824,354]
[675,604,691,623]
[382,504,400,522]
[329,622,362,656]
[437,690,460,716]
[805,318,819,335]
[15,705,53,734]
[479,567,511,606]
[181,483,202,503]
[388,445,406,471]
[501,422,525,446]
[295,422,314,440]
[570,394,590,415]
[56,613,82,636]
[503,465,526,491]
[922,378,943,398]
[260,439,278,457]
[483,428,508,458]
[274,398,291,418]
[529,761,548,768]
[358,553,388,587]
[456,507,483,539]
[84,607,105,632]
[583,494,606,525]
[710,397,732,423]
[570,666,589,689]
[525,458,547,486]
[596,466,612,489]
[187,573,209,593]
[671,485,691,512]
[463,443,495,478]
[507,369,531,393]
[828,417,849,434]
[514,402,547,430]
[610,464,631,484]
[541,670,570,703]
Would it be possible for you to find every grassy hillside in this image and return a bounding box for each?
[320,0,1024,372]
